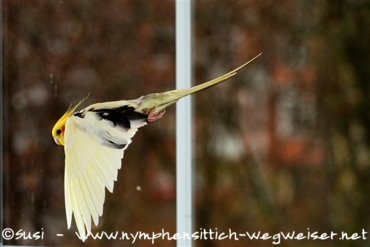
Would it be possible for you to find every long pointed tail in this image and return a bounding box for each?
[136,53,261,113]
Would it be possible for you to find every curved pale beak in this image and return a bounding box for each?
[53,137,61,145]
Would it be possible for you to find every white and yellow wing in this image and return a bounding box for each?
[63,102,147,240]
[57,54,262,240]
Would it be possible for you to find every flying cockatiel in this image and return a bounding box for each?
[51,53,261,240]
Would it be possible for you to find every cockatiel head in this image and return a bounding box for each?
[52,100,85,146]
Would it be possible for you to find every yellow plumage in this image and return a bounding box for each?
[51,53,261,241]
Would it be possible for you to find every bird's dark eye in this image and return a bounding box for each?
[56,129,62,135]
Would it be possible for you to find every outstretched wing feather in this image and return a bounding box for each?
[63,109,146,240]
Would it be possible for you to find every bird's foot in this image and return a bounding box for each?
[147,109,165,123]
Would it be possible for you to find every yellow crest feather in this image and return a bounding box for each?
[51,94,90,146]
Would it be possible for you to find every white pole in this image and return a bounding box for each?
[176,0,193,247]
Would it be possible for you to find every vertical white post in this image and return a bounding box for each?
[176,0,193,247]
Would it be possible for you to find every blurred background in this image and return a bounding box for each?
[2,0,370,246]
